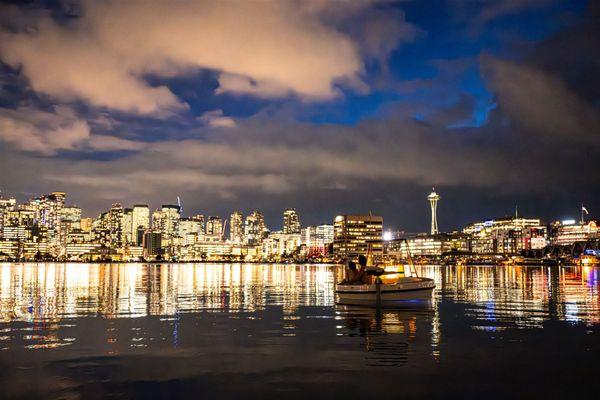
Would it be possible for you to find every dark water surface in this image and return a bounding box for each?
[0,263,599,399]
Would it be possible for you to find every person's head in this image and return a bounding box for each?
[358,255,367,267]
[348,261,357,271]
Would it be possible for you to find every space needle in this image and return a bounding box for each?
[428,188,440,235]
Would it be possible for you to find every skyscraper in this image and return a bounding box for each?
[283,208,300,234]
[161,205,181,239]
[108,203,124,247]
[428,189,440,235]
[122,208,133,245]
[132,205,150,242]
[229,211,244,243]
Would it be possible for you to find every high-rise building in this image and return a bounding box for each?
[428,189,440,235]
[283,208,301,234]
[0,197,16,235]
[333,214,383,260]
[153,205,181,241]
[206,216,223,237]
[143,231,162,259]
[245,211,266,245]
[132,205,150,241]
[122,208,133,245]
[108,203,124,248]
[229,211,244,243]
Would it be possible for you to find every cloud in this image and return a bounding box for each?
[471,0,556,30]
[198,110,236,129]
[481,56,599,143]
[0,1,417,114]
[0,106,145,155]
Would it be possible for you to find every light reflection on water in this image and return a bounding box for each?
[0,263,599,398]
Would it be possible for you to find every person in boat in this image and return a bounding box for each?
[355,255,372,285]
[342,261,358,284]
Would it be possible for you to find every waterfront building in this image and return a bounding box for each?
[301,224,334,256]
[333,214,383,260]
[192,239,233,261]
[245,211,266,245]
[262,232,302,259]
[463,217,547,254]
[229,211,244,243]
[283,208,301,234]
[428,189,440,235]
[551,220,599,245]
[385,233,469,258]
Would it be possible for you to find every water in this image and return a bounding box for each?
[0,263,598,399]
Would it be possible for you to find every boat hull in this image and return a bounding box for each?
[335,277,435,306]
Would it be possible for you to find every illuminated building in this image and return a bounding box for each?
[192,214,205,232]
[229,211,244,243]
[428,189,440,235]
[301,224,334,256]
[80,217,93,232]
[143,231,162,259]
[0,197,16,235]
[108,203,124,248]
[132,205,150,243]
[161,205,181,239]
[245,211,266,245]
[60,206,82,223]
[263,232,302,259]
[464,217,547,254]
[206,216,223,238]
[152,205,181,246]
[180,218,202,245]
[551,220,599,245]
[122,208,133,245]
[386,233,469,258]
[333,214,383,260]
[283,208,301,234]
[0,240,18,259]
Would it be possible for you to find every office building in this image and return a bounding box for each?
[333,214,383,260]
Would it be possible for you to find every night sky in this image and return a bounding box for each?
[0,0,598,232]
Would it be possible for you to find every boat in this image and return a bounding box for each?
[336,275,436,306]
[335,241,435,307]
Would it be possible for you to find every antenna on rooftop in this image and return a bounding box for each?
[177,196,182,213]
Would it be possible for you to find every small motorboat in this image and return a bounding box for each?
[336,274,435,307]
[335,241,435,307]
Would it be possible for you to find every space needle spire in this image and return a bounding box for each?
[428,188,440,235]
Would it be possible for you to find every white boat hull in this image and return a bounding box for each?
[335,277,435,306]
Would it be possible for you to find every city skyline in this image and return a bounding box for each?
[0,187,596,234]
[0,1,598,232]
